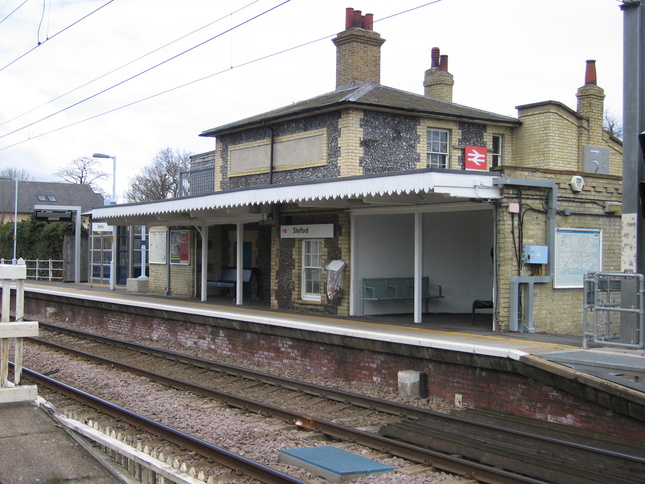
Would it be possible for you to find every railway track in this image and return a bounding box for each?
[28,322,645,483]
[23,366,304,484]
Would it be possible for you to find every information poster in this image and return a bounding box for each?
[170,230,190,265]
[554,228,602,288]
[148,229,167,264]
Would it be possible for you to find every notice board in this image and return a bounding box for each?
[554,228,602,288]
[148,229,167,265]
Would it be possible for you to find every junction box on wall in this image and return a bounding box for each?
[522,245,549,264]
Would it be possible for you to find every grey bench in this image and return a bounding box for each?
[361,277,443,316]
[208,268,252,296]
[472,299,493,325]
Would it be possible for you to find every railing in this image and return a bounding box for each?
[0,259,63,281]
[583,271,645,349]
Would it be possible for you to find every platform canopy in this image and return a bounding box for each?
[89,169,501,226]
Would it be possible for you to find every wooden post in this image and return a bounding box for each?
[0,259,38,402]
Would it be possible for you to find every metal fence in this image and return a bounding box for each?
[0,259,64,282]
[179,162,214,197]
[583,271,644,349]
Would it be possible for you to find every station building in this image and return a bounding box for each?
[91,8,623,335]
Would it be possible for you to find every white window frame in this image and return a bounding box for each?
[427,129,449,168]
[302,239,322,301]
[492,134,503,168]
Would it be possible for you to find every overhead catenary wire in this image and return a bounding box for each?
[0,1,444,152]
[0,0,30,28]
[0,0,116,73]
[0,0,261,130]
[0,0,290,142]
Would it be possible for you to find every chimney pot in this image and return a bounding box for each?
[584,59,597,85]
[439,54,449,72]
[353,9,362,28]
[363,13,374,30]
[345,8,354,29]
[431,47,440,68]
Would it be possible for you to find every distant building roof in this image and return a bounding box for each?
[200,82,520,137]
[0,179,104,215]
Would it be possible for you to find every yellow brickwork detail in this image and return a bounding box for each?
[338,109,365,177]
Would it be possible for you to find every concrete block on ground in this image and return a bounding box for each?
[398,370,427,399]
[126,278,149,293]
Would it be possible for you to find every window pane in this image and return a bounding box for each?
[427,129,449,169]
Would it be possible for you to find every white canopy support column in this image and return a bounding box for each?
[236,223,244,306]
[413,212,423,324]
[200,223,208,302]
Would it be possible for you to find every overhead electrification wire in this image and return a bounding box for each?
[0,0,289,141]
[0,0,30,28]
[0,1,443,152]
[0,0,261,130]
[37,0,46,44]
[0,0,115,73]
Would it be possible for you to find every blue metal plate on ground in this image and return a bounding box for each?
[280,445,394,478]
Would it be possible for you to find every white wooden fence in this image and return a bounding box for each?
[0,259,39,403]
[0,259,63,282]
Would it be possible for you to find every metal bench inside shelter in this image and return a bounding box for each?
[361,276,443,316]
[207,268,253,297]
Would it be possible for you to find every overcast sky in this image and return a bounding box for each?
[0,0,625,200]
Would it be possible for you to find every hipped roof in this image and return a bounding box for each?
[201,82,519,137]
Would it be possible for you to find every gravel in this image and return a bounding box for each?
[25,319,471,483]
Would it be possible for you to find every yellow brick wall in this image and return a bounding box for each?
[338,109,365,177]
[332,29,385,87]
[514,103,580,171]
[495,167,622,334]
[146,226,195,297]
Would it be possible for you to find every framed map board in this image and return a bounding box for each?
[149,229,167,265]
[554,228,602,288]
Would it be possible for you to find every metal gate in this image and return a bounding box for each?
[583,272,644,349]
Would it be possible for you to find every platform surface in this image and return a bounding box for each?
[0,401,119,483]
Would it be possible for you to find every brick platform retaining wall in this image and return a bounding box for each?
[22,291,645,441]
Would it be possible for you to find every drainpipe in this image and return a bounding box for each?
[493,177,558,332]
[268,125,275,185]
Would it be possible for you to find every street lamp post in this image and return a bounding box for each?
[92,153,117,290]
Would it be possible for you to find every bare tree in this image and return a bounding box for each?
[0,166,33,180]
[54,157,109,191]
[604,110,623,141]
[125,148,191,202]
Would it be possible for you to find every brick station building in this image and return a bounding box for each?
[91,8,623,335]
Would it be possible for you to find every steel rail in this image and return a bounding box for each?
[22,366,306,484]
[29,335,543,484]
[36,323,645,462]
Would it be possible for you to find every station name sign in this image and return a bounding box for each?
[280,224,334,239]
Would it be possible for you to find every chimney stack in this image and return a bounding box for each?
[576,59,605,145]
[332,7,385,88]
[424,47,454,102]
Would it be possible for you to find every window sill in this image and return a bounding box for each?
[297,298,323,306]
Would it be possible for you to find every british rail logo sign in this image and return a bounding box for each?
[465,145,487,171]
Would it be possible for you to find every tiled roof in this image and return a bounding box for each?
[0,179,104,214]
[200,82,519,137]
